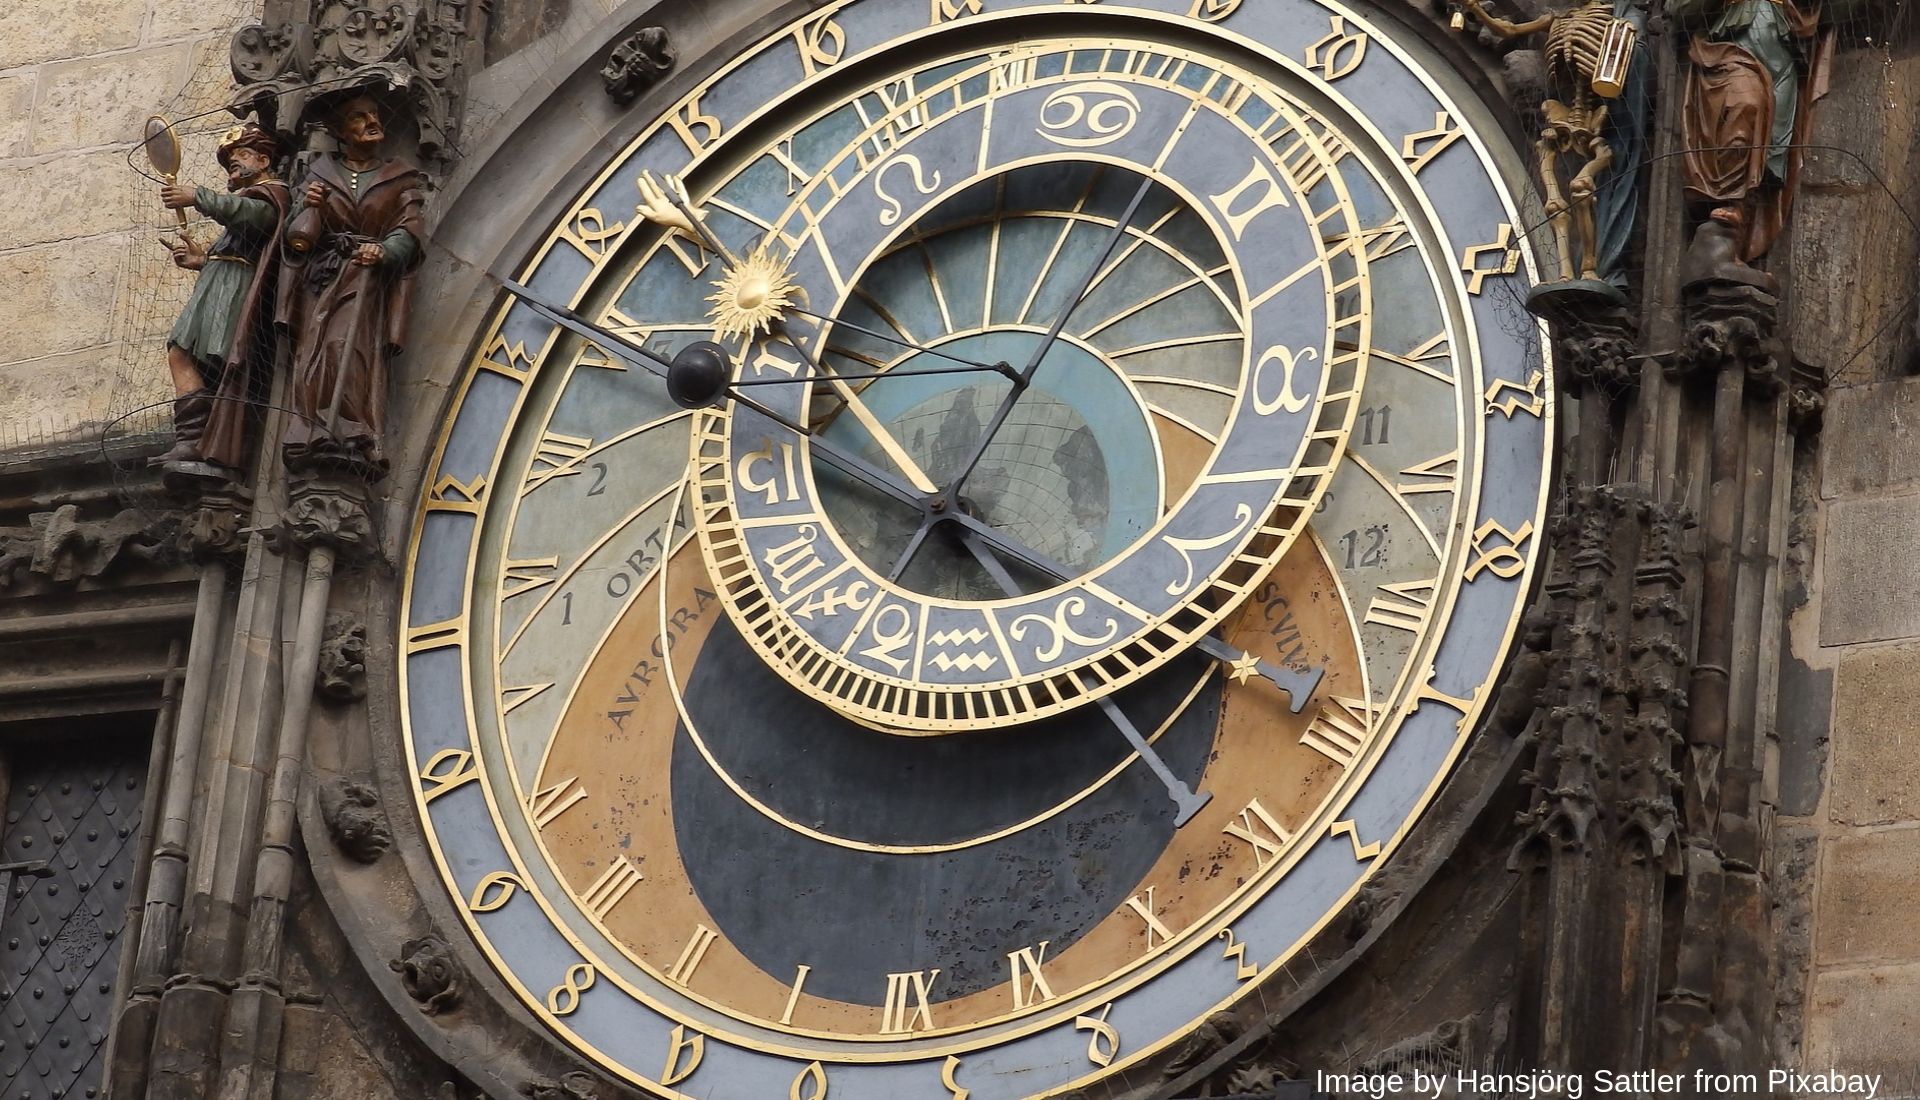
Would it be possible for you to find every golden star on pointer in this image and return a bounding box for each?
[1228,653,1262,684]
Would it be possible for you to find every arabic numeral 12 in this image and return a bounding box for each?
[1339,525,1388,569]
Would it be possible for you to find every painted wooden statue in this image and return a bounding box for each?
[1458,0,1644,288]
[276,91,428,477]
[156,123,289,471]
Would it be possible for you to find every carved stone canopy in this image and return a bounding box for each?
[228,0,489,165]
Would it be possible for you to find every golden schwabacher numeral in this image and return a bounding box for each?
[1077,1003,1120,1067]
[558,206,624,260]
[468,871,523,913]
[406,620,464,654]
[880,969,940,1033]
[547,962,596,1015]
[662,1024,705,1086]
[1218,927,1258,980]
[1486,370,1547,418]
[418,749,479,803]
[1304,16,1369,80]
[1402,110,1465,174]
[478,333,542,379]
[669,92,723,154]
[1188,0,1243,21]
[1466,518,1536,581]
[932,0,982,21]
[1461,224,1521,294]
[794,11,845,75]
[1007,942,1056,1008]
[426,473,487,516]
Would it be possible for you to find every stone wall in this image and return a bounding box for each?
[1777,46,1920,1085]
[0,0,254,451]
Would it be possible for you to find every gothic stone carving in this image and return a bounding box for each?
[601,27,675,106]
[319,778,391,863]
[318,612,368,702]
[390,935,462,1015]
[275,476,378,556]
[229,0,489,167]
[1678,280,1780,390]
[0,505,175,591]
[520,1071,600,1099]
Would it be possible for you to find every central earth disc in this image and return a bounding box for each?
[816,330,1163,601]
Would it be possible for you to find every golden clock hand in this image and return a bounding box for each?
[775,327,942,496]
[500,279,929,514]
[638,177,945,497]
[957,527,1212,826]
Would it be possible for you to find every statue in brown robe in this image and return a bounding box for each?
[1675,0,1833,266]
[276,92,427,477]
[156,123,289,471]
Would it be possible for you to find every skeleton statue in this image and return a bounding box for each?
[1458,0,1640,285]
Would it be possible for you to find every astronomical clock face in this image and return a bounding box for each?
[400,0,1552,1096]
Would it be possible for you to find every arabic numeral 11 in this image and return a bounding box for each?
[1356,405,1391,445]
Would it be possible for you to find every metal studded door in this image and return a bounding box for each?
[0,733,146,1100]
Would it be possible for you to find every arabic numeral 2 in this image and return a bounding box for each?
[588,462,609,496]
[1356,405,1391,445]
[1340,525,1388,569]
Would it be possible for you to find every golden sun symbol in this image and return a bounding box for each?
[707,242,800,342]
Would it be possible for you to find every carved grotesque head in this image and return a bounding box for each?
[600,26,675,107]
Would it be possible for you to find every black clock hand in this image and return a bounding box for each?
[959,529,1213,826]
[943,510,1324,713]
[500,279,925,512]
[503,278,1321,712]
[939,173,1159,505]
[885,174,1159,582]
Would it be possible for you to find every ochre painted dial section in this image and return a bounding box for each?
[531,530,1365,1039]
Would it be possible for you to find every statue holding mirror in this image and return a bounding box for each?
[146,118,290,474]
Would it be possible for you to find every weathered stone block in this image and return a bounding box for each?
[1828,642,1920,826]
[1803,961,1920,1078]
[0,149,145,249]
[0,76,33,157]
[0,345,155,444]
[0,239,121,361]
[30,45,189,153]
[1823,376,1920,499]
[0,0,143,70]
[1820,496,1920,647]
[1815,828,1920,966]
[148,1,246,42]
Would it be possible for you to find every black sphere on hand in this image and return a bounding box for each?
[668,342,731,409]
